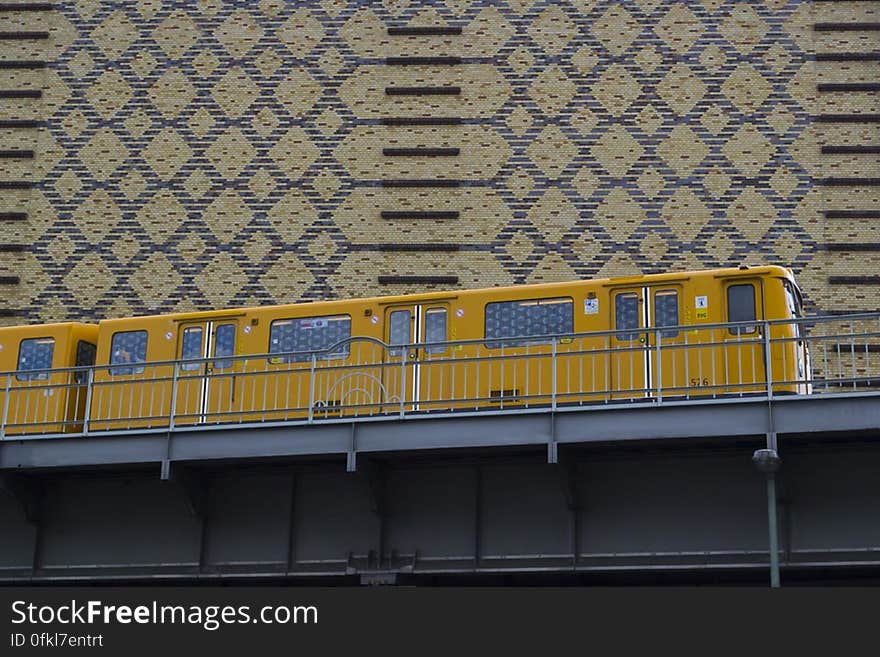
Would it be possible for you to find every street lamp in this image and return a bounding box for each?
[753,448,781,588]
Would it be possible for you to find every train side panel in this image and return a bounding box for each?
[234,300,386,422]
[91,315,177,430]
[0,322,98,435]
[84,265,808,430]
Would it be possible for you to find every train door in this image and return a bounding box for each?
[383,303,451,412]
[174,320,239,424]
[611,288,647,399]
[610,285,685,399]
[723,279,765,394]
[67,339,96,430]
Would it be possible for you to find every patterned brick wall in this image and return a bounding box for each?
[0,0,878,325]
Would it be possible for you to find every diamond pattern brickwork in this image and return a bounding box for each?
[1,1,876,323]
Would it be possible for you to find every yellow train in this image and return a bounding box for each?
[0,322,97,434]
[0,265,810,435]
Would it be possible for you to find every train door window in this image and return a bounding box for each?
[727,284,756,335]
[484,297,573,348]
[110,330,148,375]
[424,308,447,355]
[213,324,236,370]
[180,326,204,371]
[74,341,96,384]
[268,315,351,363]
[16,338,55,381]
[388,309,411,357]
[614,293,640,341]
[654,291,679,338]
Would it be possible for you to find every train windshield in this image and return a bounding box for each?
[782,279,803,318]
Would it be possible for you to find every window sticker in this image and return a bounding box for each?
[695,295,708,320]
[584,298,599,315]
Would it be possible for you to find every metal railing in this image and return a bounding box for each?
[1,312,878,439]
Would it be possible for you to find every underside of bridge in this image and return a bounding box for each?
[2,394,879,585]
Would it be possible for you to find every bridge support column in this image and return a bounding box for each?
[753,446,781,588]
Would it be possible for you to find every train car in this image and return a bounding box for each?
[85,265,809,430]
[0,322,98,435]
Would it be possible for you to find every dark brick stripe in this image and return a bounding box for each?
[382,117,463,125]
[0,150,34,158]
[0,309,19,317]
[0,3,54,10]
[387,27,462,36]
[0,120,42,128]
[378,275,459,284]
[0,181,34,189]
[386,57,462,65]
[380,179,461,187]
[815,114,880,123]
[386,86,461,95]
[821,145,880,154]
[375,244,461,252]
[0,276,20,284]
[829,276,880,284]
[825,210,880,219]
[383,147,460,156]
[0,89,41,98]
[818,83,880,92]
[832,344,880,353]
[815,53,880,61]
[0,212,26,221]
[824,243,880,251]
[814,22,880,31]
[0,31,48,39]
[0,244,25,252]
[819,178,880,186]
[381,211,460,220]
[0,60,45,69]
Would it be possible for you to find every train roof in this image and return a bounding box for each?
[95,264,797,326]
[0,321,97,334]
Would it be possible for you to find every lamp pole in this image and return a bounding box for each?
[752,447,781,588]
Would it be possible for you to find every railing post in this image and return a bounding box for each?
[764,320,773,400]
[169,363,179,432]
[1,373,11,439]
[655,329,662,404]
[82,368,94,436]
[551,338,557,411]
[308,354,316,424]
[399,349,406,418]
[849,320,856,390]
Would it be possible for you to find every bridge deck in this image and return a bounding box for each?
[1,314,878,584]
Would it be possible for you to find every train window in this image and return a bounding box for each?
[388,309,411,357]
[16,338,55,381]
[484,297,573,348]
[110,330,148,375]
[654,291,679,339]
[180,326,204,372]
[614,293,640,341]
[727,284,756,335]
[213,324,236,370]
[783,280,802,318]
[268,315,351,363]
[74,341,96,384]
[424,308,447,355]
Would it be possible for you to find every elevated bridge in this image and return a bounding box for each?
[1,314,878,584]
